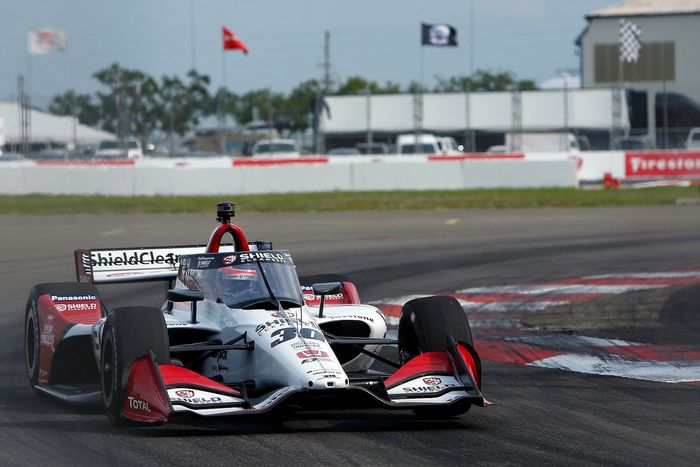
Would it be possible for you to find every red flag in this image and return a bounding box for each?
[222,26,248,54]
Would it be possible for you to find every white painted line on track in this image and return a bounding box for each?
[457,284,666,295]
[585,272,700,279]
[459,300,571,312]
[528,353,700,384]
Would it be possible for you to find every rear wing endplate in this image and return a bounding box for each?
[75,242,270,284]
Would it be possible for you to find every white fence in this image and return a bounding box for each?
[0,156,578,195]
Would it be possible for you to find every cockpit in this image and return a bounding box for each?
[179,250,302,310]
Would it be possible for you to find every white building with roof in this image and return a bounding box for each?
[0,101,115,150]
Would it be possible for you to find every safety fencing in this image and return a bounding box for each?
[1,150,698,195]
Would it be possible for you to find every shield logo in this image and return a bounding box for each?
[223,254,237,265]
[422,377,442,386]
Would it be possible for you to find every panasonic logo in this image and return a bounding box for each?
[51,295,97,301]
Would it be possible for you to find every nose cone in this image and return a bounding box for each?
[304,371,349,390]
[285,346,349,390]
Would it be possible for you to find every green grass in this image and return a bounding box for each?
[0,187,698,214]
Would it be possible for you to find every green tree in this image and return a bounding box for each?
[157,70,212,139]
[48,90,100,126]
[232,88,286,130]
[93,63,161,146]
[335,76,403,95]
[280,79,321,132]
[435,70,538,92]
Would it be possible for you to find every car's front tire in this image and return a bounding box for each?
[99,306,169,426]
[398,296,476,419]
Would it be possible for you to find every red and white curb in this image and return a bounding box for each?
[369,270,700,384]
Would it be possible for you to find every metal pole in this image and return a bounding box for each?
[190,0,197,70]
[661,43,669,148]
[25,48,32,158]
[220,48,227,155]
[366,85,372,146]
[72,105,78,151]
[562,71,569,152]
[468,0,476,152]
[321,30,331,155]
[323,30,331,92]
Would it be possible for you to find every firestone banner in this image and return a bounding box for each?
[625,151,700,178]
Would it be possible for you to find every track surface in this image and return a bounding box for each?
[1,206,699,465]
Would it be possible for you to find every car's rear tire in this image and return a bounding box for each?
[100,306,169,426]
[398,296,475,419]
[24,298,40,390]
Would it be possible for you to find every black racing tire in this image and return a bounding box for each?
[100,306,169,426]
[24,298,40,390]
[397,296,475,419]
[398,295,473,362]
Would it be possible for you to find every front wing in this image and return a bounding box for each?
[121,340,488,423]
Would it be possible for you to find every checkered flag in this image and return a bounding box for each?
[619,18,642,63]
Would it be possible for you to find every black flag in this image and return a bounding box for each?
[421,23,457,46]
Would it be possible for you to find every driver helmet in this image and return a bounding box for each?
[216,266,259,298]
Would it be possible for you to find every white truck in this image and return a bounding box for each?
[396,134,440,154]
[505,132,580,153]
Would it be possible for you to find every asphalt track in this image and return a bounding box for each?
[1,206,699,466]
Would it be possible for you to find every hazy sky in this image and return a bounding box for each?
[1,0,614,106]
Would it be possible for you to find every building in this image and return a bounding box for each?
[321,89,628,152]
[577,0,700,147]
[0,101,115,152]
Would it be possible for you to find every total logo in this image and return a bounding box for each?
[127,396,151,413]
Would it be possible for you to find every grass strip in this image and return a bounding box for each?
[0,187,698,214]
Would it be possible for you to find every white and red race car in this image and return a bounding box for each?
[25,202,487,426]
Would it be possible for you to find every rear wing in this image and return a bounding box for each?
[75,242,271,284]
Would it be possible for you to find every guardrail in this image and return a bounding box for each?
[3,150,699,195]
[0,155,578,195]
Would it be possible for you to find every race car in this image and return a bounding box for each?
[25,201,488,426]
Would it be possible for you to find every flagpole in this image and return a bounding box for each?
[190,0,197,70]
[25,35,33,158]
[220,38,227,155]
[221,47,228,90]
[467,0,475,152]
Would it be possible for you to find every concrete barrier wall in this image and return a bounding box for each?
[0,158,577,195]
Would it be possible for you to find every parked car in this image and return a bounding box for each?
[355,142,389,155]
[685,128,700,150]
[251,139,300,157]
[396,134,440,154]
[328,147,361,156]
[173,150,222,158]
[618,136,656,151]
[95,139,143,159]
[0,152,25,162]
[30,148,73,161]
[436,137,461,154]
[486,145,508,154]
